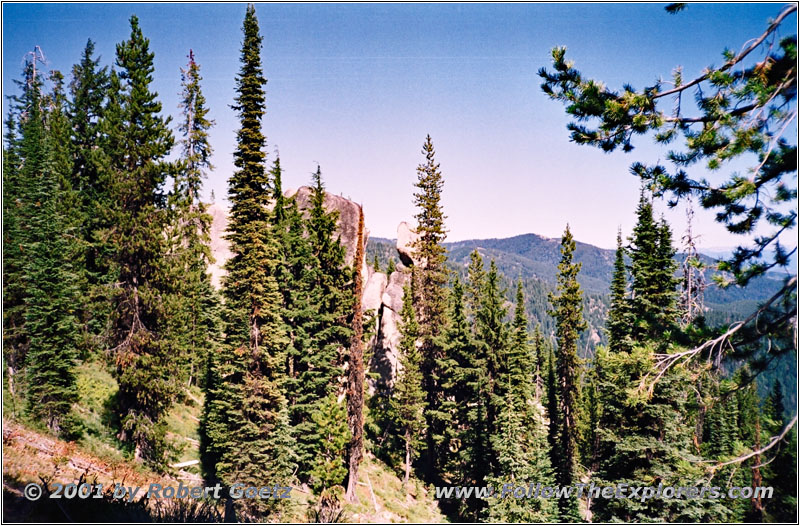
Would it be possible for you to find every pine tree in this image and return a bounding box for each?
[9,65,84,437]
[291,167,353,481]
[627,191,680,345]
[204,6,294,515]
[607,229,632,353]
[411,134,449,479]
[392,282,427,488]
[508,282,535,398]
[486,282,556,522]
[474,261,510,479]
[548,225,586,521]
[309,394,351,493]
[166,49,219,387]
[465,249,486,325]
[106,15,180,464]
[3,63,42,400]
[437,278,486,520]
[763,381,797,522]
[545,347,561,472]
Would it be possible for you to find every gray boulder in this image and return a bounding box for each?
[396,221,420,267]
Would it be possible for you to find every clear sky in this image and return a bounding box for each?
[3,2,796,250]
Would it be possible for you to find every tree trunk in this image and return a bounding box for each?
[404,434,411,488]
[345,207,366,503]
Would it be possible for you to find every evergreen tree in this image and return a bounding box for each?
[474,261,510,480]
[411,134,449,479]
[545,347,561,472]
[627,192,680,346]
[291,166,353,481]
[392,283,427,488]
[309,394,351,493]
[548,225,586,521]
[8,65,84,437]
[106,15,180,464]
[386,257,396,274]
[508,282,535,398]
[607,228,633,353]
[3,63,42,400]
[437,278,486,520]
[204,6,294,516]
[166,49,220,387]
[465,249,486,325]
[486,282,556,522]
[763,381,798,522]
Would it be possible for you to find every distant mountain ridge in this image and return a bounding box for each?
[368,232,788,311]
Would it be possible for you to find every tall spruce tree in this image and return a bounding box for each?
[474,261,510,481]
[291,167,353,482]
[437,278,486,521]
[486,282,556,522]
[607,229,633,353]
[105,16,179,464]
[411,134,449,479]
[69,39,111,353]
[204,5,294,516]
[392,282,427,488]
[6,64,84,437]
[548,224,586,521]
[167,49,220,387]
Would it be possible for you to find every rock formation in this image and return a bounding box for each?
[207,189,410,387]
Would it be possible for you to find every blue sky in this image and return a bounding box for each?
[3,2,796,251]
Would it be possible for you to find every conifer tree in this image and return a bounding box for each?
[545,347,561,471]
[167,49,220,387]
[508,282,535,397]
[465,249,487,324]
[486,282,556,522]
[411,134,449,478]
[393,282,427,487]
[548,225,586,521]
[3,63,42,397]
[474,261,510,478]
[291,166,353,480]
[627,191,680,345]
[205,6,294,513]
[607,229,632,353]
[309,394,351,493]
[9,65,84,437]
[101,16,180,463]
[763,381,798,522]
[437,278,486,520]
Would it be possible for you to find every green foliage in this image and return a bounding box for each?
[105,15,180,466]
[547,225,586,519]
[392,282,427,486]
[288,166,354,481]
[411,134,450,479]
[607,229,633,353]
[309,394,351,493]
[204,6,294,517]
[166,50,221,388]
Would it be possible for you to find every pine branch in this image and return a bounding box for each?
[653,4,797,100]
[642,276,796,394]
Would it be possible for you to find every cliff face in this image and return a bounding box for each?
[207,189,406,387]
